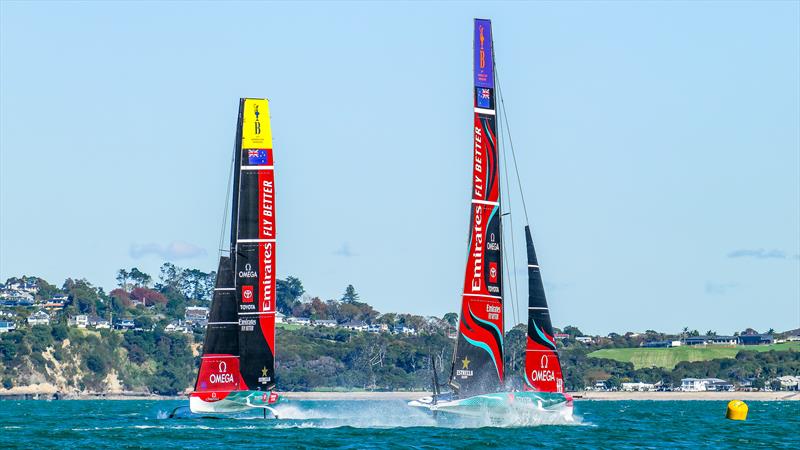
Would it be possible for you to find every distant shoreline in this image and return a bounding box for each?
[2,389,797,401]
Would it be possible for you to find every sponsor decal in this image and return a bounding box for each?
[239,317,256,332]
[239,263,257,279]
[470,204,484,292]
[474,19,494,88]
[455,356,474,379]
[487,232,499,251]
[258,366,272,385]
[473,124,484,199]
[260,243,274,313]
[209,361,235,384]
[241,99,273,148]
[477,87,491,108]
[242,285,254,303]
[489,261,498,283]
[259,176,275,239]
[248,149,269,165]
[486,302,500,321]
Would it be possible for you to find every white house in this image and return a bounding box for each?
[165,321,191,334]
[621,382,657,392]
[27,310,51,326]
[289,317,312,326]
[275,312,286,324]
[314,319,337,328]
[342,320,368,332]
[185,306,209,325]
[775,376,800,390]
[368,324,389,333]
[69,315,89,328]
[88,316,111,329]
[0,321,16,333]
[399,326,417,335]
[576,336,594,344]
[681,378,733,392]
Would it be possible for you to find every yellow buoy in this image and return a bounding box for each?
[726,400,748,421]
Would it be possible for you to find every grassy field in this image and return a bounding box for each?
[588,342,800,369]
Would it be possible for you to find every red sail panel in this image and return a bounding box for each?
[192,354,248,402]
[450,19,504,398]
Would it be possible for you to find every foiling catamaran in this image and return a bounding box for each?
[180,98,281,417]
[409,19,573,420]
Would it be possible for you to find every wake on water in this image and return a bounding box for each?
[160,400,586,429]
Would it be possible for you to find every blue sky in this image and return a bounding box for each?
[1,1,798,335]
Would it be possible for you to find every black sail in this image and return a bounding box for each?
[524,225,565,393]
[202,256,239,355]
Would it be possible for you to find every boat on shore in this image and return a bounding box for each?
[409,19,573,422]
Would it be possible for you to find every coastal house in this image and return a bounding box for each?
[288,317,312,326]
[69,315,88,328]
[367,323,389,333]
[165,320,191,334]
[575,336,594,344]
[88,316,111,329]
[313,319,337,328]
[705,379,735,392]
[27,310,51,326]
[680,378,734,392]
[342,320,368,332]
[185,306,210,326]
[114,318,135,330]
[592,380,609,391]
[683,335,738,346]
[43,299,66,310]
[621,382,657,392]
[0,321,16,333]
[275,312,285,324]
[775,376,800,391]
[399,326,418,335]
[554,333,570,340]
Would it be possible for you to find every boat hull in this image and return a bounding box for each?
[189,390,280,414]
[409,391,573,422]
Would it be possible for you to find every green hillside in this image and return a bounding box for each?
[588,342,800,369]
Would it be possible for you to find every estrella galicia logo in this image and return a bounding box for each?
[254,104,261,135]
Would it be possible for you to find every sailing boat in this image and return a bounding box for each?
[188,98,280,416]
[409,19,573,420]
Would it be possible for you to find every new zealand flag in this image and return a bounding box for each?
[247,149,268,165]
[477,88,491,108]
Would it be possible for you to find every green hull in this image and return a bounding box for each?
[189,390,281,414]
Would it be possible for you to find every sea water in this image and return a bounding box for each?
[0,399,797,448]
